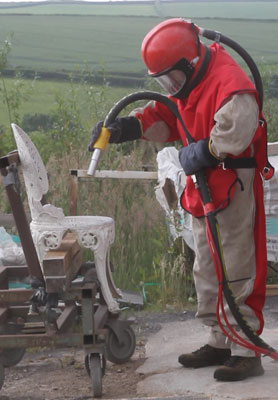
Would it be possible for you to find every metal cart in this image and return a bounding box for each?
[0,131,137,397]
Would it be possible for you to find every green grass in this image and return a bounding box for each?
[0,77,132,126]
[0,2,158,16]
[0,1,278,20]
[0,14,278,78]
[162,2,278,20]
[0,15,157,74]
[0,78,72,126]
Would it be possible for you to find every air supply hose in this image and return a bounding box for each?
[199,28,264,110]
[87,28,277,359]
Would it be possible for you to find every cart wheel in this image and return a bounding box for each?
[85,353,106,377]
[1,348,26,368]
[0,363,4,390]
[106,325,136,364]
[86,353,103,398]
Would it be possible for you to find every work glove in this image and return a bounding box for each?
[88,116,142,151]
[178,138,220,176]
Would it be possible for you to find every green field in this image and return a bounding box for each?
[0,14,278,79]
[0,15,153,75]
[0,1,278,127]
[0,77,133,126]
[163,1,278,19]
[0,2,157,16]
[0,1,277,79]
[0,1,278,20]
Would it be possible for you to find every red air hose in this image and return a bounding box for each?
[205,213,278,360]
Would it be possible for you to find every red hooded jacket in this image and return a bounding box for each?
[136,43,271,217]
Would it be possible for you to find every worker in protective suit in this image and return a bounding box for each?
[89,18,270,381]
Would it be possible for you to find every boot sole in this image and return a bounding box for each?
[179,359,230,369]
[214,366,264,381]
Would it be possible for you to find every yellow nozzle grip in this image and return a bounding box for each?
[93,126,111,151]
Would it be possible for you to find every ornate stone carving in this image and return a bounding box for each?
[12,124,121,313]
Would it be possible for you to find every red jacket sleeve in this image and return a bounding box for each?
[133,99,181,142]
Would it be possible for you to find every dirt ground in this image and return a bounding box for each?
[0,310,194,400]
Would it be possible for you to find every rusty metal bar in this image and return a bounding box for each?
[82,289,95,341]
[9,305,31,318]
[0,333,84,348]
[0,152,20,169]
[0,286,95,305]
[0,307,8,324]
[4,265,29,279]
[94,304,108,332]
[0,267,8,289]
[69,171,78,216]
[0,289,34,304]
[56,303,77,333]
[1,166,44,283]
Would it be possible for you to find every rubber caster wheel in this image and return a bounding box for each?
[106,325,136,364]
[85,353,106,377]
[0,363,4,390]
[85,353,105,398]
[1,348,25,367]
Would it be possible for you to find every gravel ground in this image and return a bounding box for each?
[1,302,277,400]
[0,310,195,400]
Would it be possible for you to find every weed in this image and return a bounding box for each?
[1,46,278,309]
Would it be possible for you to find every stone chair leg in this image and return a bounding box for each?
[106,252,122,299]
[77,227,120,314]
[93,243,120,314]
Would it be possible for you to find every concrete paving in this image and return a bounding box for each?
[136,299,278,400]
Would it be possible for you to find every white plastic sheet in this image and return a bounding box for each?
[0,226,26,266]
[155,147,195,251]
[156,146,278,262]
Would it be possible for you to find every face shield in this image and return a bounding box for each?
[154,69,187,96]
[150,57,196,98]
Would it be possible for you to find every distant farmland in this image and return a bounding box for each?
[0,2,277,85]
[1,1,278,19]
[0,2,277,135]
[0,2,157,16]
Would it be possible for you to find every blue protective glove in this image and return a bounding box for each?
[88,117,141,151]
[178,138,220,175]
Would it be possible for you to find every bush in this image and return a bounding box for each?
[21,113,56,132]
[268,74,278,99]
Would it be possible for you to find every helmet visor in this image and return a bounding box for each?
[154,69,187,96]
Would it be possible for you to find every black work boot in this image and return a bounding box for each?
[178,344,231,368]
[214,356,264,381]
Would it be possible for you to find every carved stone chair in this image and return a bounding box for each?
[11,123,121,313]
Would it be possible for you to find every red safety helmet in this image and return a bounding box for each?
[141,18,207,98]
